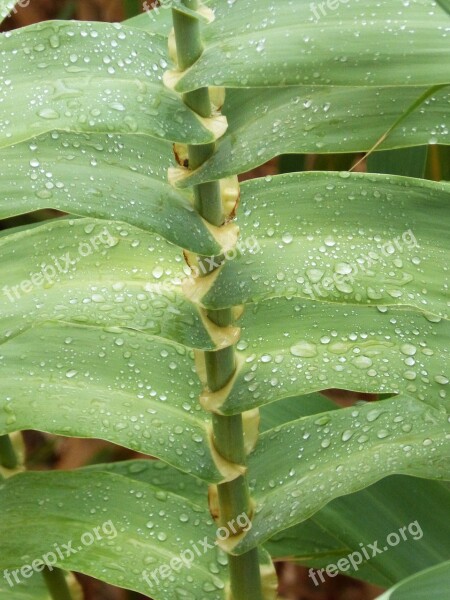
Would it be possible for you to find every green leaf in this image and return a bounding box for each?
[376,561,450,599]
[260,396,450,588]
[180,86,450,184]
[125,4,175,34]
[196,173,450,319]
[210,298,450,414]
[0,131,223,255]
[260,393,338,432]
[172,0,450,92]
[83,459,209,506]
[233,395,450,554]
[0,469,228,599]
[368,147,429,178]
[267,477,450,588]
[0,21,217,149]
[436,0,450,15]
[0,573,53,599]
[0,321,225,481]
[0,218,227,350]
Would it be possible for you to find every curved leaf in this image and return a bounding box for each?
[267,477,450,588]
[173,0,450,92]
[0,580,50,600]
[0,131,223,255]
[180,86,450,185]
[125,4,175,34]
[0,218,227,350]
[436,0,450,15]
[367,147,429,178]
[376,561,450,599]
[195,172,450,319]
[0,321,224,482]
[0,21,216,148]
[0,469,228,599]
[233,395,450,553]
[206,298,450,414]
[84,458,209,506]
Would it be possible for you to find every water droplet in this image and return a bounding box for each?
[377,429,390,439]
[37,108,60,120]
[400,343,417,356]
[341,430,353,442]
[366,409,383,422]
[353,356,373,370]
[290,341,317,358]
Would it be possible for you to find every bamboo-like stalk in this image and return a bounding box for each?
[42,568,74,600]
[171,5,265,599]
[0,434,18,469]
[1,433,74,599]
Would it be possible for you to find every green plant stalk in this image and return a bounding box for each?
[123,0,139,19]
[0,434,17,469]
[0,435,74,599]
[172,5,265,599]
[42,568,73,600]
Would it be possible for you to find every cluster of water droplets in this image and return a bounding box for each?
[230,297,449,413]
[205,172,449,322]
[0,21,208,147]
[245,395,450,545]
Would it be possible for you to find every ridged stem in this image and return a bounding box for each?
[0,434,17,469]
[0,437,74,599]
[42,568,73,600]
[172,6,264,600]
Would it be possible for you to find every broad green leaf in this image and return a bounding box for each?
[0,469,228,599]
[376,561,450,599]
[0,572,82,600]
[259,396,450,588]
[180,86,450,184]
[0,131,224,255]
[0,21,218,149]
[232,395,450,553]
[172,0,450,92]
[368,147,429,178]
[210,298,450,414]
[0,577,51,600]
[0,218,230,350]
[125,4,175,34]
[195,173,450,320]
[84,459,209,506]
[260,393,338,432]
[267,477,450,588]
[0,321,224,482]
[436,0,450,15]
